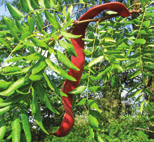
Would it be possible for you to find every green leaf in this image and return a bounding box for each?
[88,113,98,130]
[83,49,92,56]
[128,83,142,93]
[32,59,47,74]
[21,109,31,142]
[55,50,79,71]
[89,126,94,139]
[50,0,57,8]
[11,114,21,142]
[38,0,45,8]
[111,74,115,87]
[2,66,32,76]
[61,31,81,38]
[0,95,26,107]
[143,20,150,28]
[7,56,23,63]
[6,2,24,20]
[30,0,39,9]
[23,53,41,61]
[35,12,43,31]
[29,72,43,81]
[2,66,21,73]
[15,18,24,32]
[144,88,153,96]
[128,69,141,79]
[128,89,142,98]
[0,119,6,141]
[142,57,154,63]
[36,85,59,114]
[28,16,34,33]
[69,86,86,94]
[44,0,51,8]
[88,99,101,112]
[126,45,132,57]
[19,0,29,12]
[126,62,140,69]
[144,65,154,71]
[76,98,86,106]
[43,72,67,97]
[140,102,144,114]
[44,11,61,30]
[116,42,128,50]
[31,37,48,49]
[135,39,146,44]
[0,80,13,90]
[135,95,143,102]
[113,64,124,72]
[67,5,73,15]
[4,17,19,42]
[140,0,145,8]
[98,66,111,76]
[59,40,77,57]
[0,105,16,116]
[89,110,104,120]
[27,0,34,11]
[89,86,102,92]
[31,87,48,134]
[0,76,30,96]
[45,58,76,81]
[88,56,104,67]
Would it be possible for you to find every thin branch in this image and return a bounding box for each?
[135,127,154,133]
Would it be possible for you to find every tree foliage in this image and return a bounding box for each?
[0,0,153,141]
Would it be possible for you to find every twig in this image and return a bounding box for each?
[135,127,154,133]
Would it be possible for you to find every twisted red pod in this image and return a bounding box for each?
[50,2,130,137]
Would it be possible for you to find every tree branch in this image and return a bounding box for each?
[49,2,153,42]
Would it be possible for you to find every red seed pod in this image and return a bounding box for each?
[50,2,130,137]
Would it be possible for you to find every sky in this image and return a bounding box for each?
[0,0,11,17]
